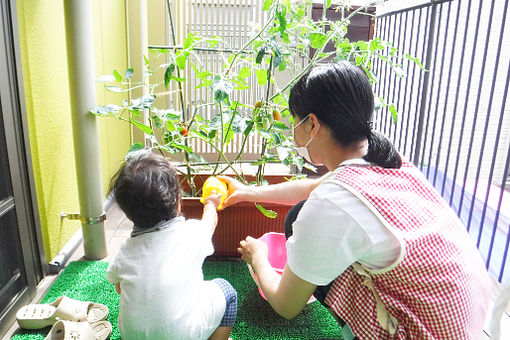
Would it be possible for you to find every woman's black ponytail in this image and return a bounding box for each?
[289,61,402,169]
[364,130,402,169]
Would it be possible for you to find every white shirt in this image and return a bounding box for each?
[106,218,225,340]
[287,159,403,286]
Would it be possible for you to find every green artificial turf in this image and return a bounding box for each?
[11,260,343,340]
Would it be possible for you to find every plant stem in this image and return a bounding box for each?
[183,136,196,196]
[166,0,186,116]
[224,13,276,77]
[192,134,246,183]
[233,130,250,162]
[256,55,274,185]
[213,101,225,175]
[270,5,371,101]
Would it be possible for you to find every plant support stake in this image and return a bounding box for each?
[63,0,107,260]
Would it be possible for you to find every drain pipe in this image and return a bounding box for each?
[47,198,114,274]
[63,0,107,260]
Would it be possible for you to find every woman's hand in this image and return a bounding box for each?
[237,236,268,266]
[217,176,254,208]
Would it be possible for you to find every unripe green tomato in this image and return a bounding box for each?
[262,117,271,130]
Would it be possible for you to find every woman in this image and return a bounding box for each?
[220,62,492,339]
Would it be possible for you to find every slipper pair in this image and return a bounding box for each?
[16,296,111,339]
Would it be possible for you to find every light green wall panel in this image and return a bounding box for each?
[17,0,131,260]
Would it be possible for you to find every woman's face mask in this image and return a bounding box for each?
[292,115,319,163]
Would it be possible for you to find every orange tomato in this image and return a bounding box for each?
[272,109,281,121]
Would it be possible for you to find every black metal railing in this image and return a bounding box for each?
[373,0,510,283]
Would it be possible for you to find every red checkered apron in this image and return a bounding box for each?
[325,162,492,339]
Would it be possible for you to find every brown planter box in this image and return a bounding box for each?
[178,173,293,257]
[180,198,292,257]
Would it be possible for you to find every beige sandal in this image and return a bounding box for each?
[16,296,108,329]
[44,320,112,340]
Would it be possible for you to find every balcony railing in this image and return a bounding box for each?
[373,0,510,282]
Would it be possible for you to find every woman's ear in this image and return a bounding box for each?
[308,113,321,136]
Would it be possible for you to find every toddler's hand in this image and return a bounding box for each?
[204,190,223,210]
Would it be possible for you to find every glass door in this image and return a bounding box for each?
[0,1,44,337]
[0,110,29,325]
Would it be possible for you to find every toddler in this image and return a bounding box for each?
[106,151,237,340]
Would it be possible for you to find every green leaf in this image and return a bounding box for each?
[212,76,233,103]
[238,66,251,79]
[224,125,235,144]
[276,11,287,38]
[183,33,195,49]
[164,64,175,88]
[354,40,368,51]
[393,66,406,78]
[257,128,272,140]
[196,70,212,80]
[128,142,144,152]
[389,104,398,124]
[337,40,353,54]
[272,131,282,145]
[105,85,123,93]
[89,104,121,116]
[405,53,426,70]
[130,118,153,135]
[272,93,288,107]
[176,53,187,69]
[325,0,332,9]
[166,120,177,131]
[195,79,213,89]
[369,39,384,52]
[255,69,268,86]
[269,39,283,69]
[253,40,264,50]
[255,48,266,64]
[113,69,123,82]
[283,0,291,12]
[274,53,283,69]
[124,68,134,80]
[170,76,186,82]
[168,142,193,153]
[243,121,254,137]
[309,33,328,49]
[262,0,273,11]
[207,36,220,48]
[272,121,290,131]
[231,78,250,90]
[374,96,383,111]
[255,203,278,218]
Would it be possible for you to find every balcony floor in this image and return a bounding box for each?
[3,203,510,339]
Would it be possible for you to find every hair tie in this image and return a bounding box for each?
[362,121,373,138]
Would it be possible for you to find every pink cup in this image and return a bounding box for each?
[248,232,315,303]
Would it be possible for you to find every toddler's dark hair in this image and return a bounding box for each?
[109,151,181,228]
